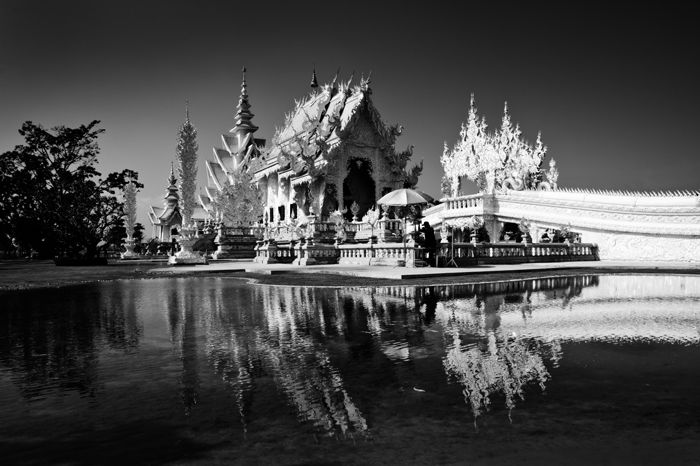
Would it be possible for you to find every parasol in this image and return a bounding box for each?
[377,188,434,206]
[377,188,435,247]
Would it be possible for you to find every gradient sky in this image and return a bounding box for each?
[2,1,698,228]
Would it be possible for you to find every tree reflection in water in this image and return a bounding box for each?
[443,330,560,424]
[433,279,582,423]
[166,283,201,416]
[364,276,593,425]
[0,283,142,400]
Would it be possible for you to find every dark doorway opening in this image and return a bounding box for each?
[343,158,375,221]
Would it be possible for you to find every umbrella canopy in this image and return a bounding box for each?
[377,188,434,206]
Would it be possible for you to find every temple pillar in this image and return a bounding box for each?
[267,173,278,220]
[258,175,269,214]
[483,215,503,244]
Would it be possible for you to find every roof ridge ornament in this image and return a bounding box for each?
[361,70,373,93]
[310,65,319,88]
[345,71,355,95]
[331,67,340,89]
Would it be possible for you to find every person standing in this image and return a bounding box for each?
[420,221,437,266]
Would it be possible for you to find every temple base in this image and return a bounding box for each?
[168,236,208,265]
[120,240,140,260]
[212,231,258,260]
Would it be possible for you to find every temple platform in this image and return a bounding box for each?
[149,260,700,281]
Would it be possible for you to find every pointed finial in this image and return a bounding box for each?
[231,65,258,134]
[185,99,190,123]
[310,65,318,88]
[331,67,340,88]
[241,66,248,95]
[169,161,177,186]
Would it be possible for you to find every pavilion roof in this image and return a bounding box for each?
[254,79,393,176]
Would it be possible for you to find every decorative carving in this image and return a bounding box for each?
[350,201,360,222]
[502,176,525,191]
[402,160,423,189]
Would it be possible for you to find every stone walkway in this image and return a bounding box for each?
[149,260,700,280]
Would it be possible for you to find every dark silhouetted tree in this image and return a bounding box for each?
[0,120,142,259]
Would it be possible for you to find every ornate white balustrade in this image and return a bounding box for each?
[353,217,404,243]
[219,225,265,237]
[435,189,700,262]
[338,242,426,267]
[442,194,485,219]
[439,242,599,266]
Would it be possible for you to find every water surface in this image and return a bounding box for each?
[1,274,700,465]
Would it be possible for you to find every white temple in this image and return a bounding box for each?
[427,96,700,263]
[200,68,420,224]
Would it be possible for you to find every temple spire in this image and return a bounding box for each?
[185,100,190,124]
[165,162,179,209]
[231,66,258,135]
[169,161,177,186]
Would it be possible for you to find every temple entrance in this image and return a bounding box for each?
[343,158,375,221]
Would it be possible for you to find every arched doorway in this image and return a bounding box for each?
[343,158,375,221]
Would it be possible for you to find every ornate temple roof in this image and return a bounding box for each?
[250,75,395,179]
[201,71,406,217]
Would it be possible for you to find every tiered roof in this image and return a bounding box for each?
[202,71,406,213]
[149,163,181,226]
[249,75,397,180]
[201,68,266,213]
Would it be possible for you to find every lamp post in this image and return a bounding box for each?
[445,222,458,268]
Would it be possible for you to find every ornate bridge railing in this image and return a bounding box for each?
[220,225,265,238]
[352,217,405,243]
[338,242,427,267]
[438,242,599,266]
[442,194,485,219]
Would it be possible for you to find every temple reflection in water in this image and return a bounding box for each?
[1,274,699,436]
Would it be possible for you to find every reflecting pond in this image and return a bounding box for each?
[2,274,700,465]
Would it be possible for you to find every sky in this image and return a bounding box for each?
[1,1,699,229]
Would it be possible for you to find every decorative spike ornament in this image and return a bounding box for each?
[310,66,319,88]
[169,161,177,186]
[331,68,340,89]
